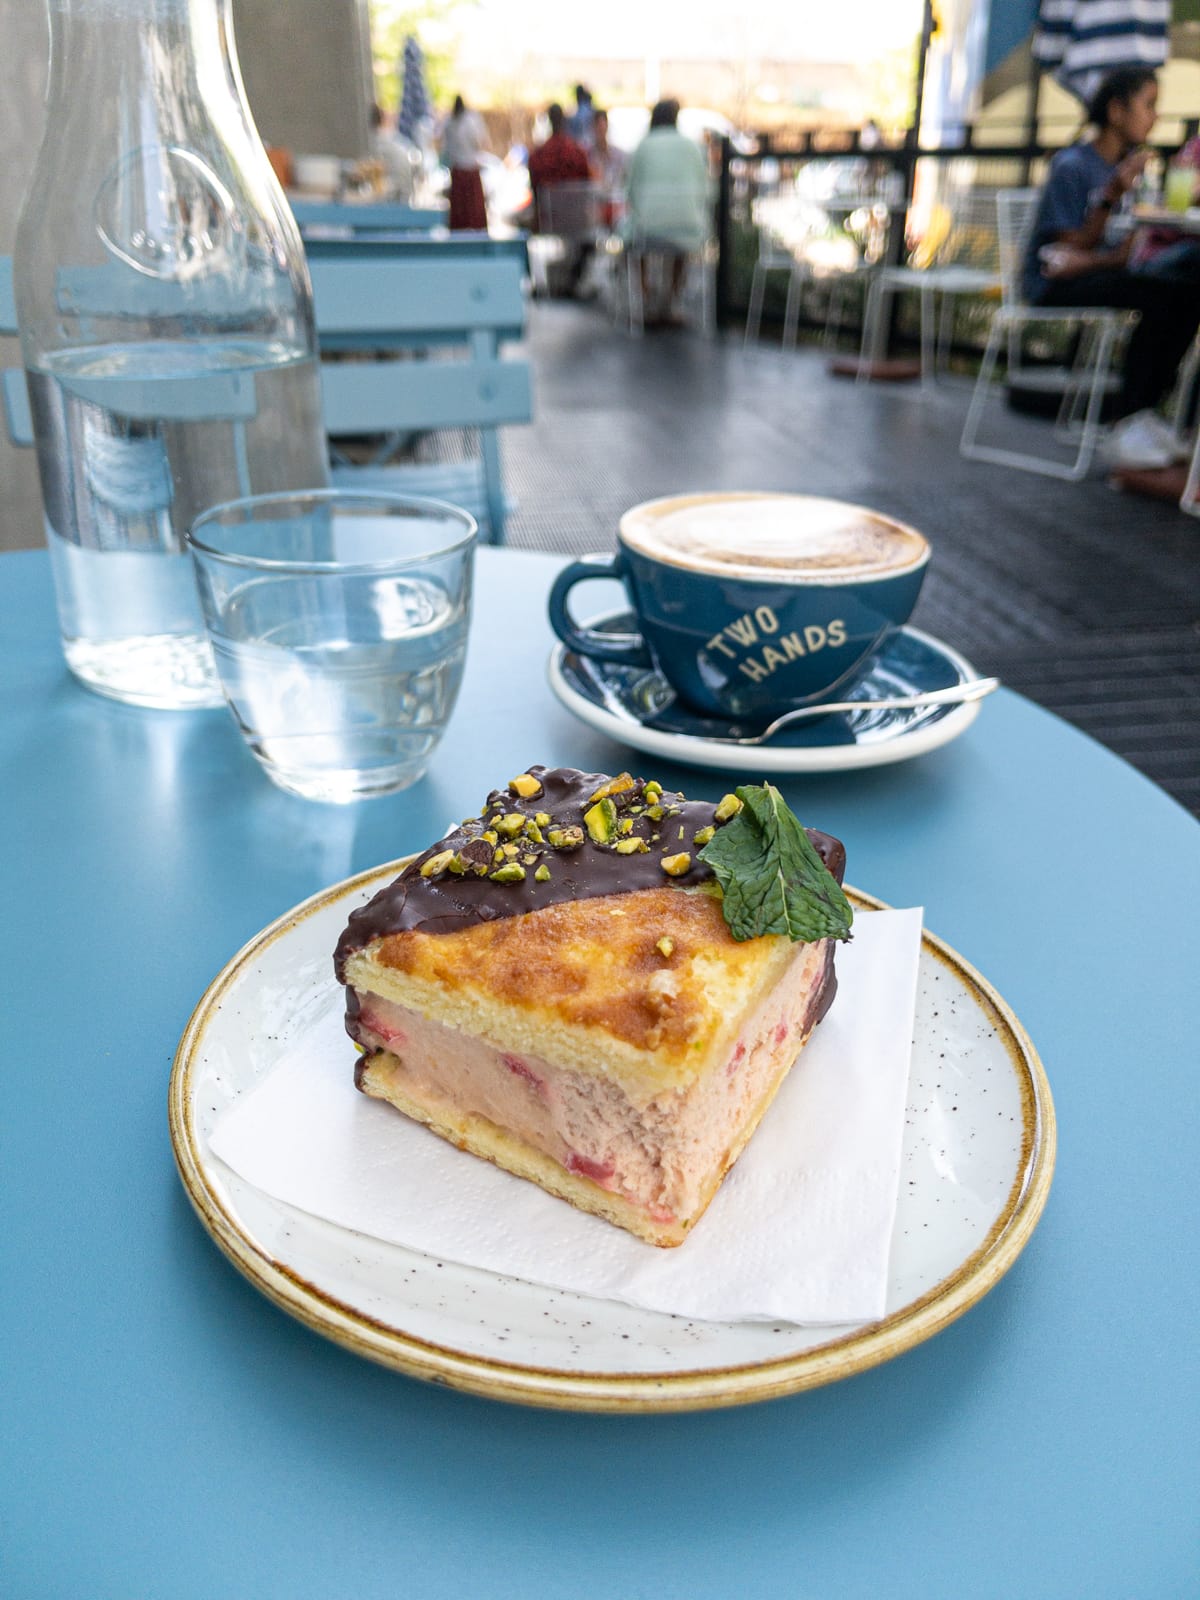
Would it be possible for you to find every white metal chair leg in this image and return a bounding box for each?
[1170,328,1200,455]
[1066,325,1115,480]
[1181,427,1200,517]
[937,291,956,377]
[919,283,936,385]
[857,274,887,381]
[745,263,765,346]
[959,313,1006,461]
[782,268,802,349]
[822,280,844,351]
[701,248,716,337]
[962,310,1122,481]
[626,250,644,337]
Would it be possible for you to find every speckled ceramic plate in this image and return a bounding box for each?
[170,864,1055,1413]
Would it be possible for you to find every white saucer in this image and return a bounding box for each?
[547,615,985,774]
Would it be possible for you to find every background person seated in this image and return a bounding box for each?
[368,104,420,201]
[527,104,593,295]
[624,98,712,328]
[589,108,627,227]
[1023,66,1200,470]
[527,103,591,221]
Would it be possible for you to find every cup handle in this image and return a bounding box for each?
[547,554,653,667]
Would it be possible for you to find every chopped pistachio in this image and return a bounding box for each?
[534,811,551,828]
[489,863,526,884]
[714,793,743,823]
[547,825,585,851]
[656,936,674,957]
[587,772,635,803]
[534,864,551,883]
[488,813,503,828]
[661,852,691,877]
[693,825,715,846]
[629,804,644,815]
[584,797,618,844]
[482,829,498,846]
[522,852,538,865]
[523,820,544,844]
[615,836,649,854]
[678,824,686,840]
[644,780,662,800]
[447,854,467,875]
[419,849,456,879]
[501,842,520,859]
[617,816,634,835]
[493,848,506,865]
[508,773,543,799]
[495,812,526,838]
[645,803,665,822]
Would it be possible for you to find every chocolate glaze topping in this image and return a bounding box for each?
[334,765,845,980]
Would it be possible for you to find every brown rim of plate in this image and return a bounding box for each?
[168,865,1056,1414]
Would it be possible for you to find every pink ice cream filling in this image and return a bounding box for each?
[349,941,833,1226]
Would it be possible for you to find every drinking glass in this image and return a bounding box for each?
[1164,164,1195,214]
[189,491,476,802]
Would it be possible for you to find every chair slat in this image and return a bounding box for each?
[0,257,16,336]
[3,368,33,446]
[321,357,531,434]
[309,258,526,339]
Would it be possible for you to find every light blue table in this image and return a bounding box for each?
[3,548,1197,1598]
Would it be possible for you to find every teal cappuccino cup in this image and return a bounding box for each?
[548,492,931,721]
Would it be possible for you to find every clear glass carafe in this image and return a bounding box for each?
[14,0,330,709]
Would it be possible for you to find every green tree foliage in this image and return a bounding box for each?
[369,0,479,114]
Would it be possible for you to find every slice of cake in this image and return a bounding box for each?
[334,766,850,1247]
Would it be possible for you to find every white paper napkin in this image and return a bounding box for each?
[209,906,922,1325]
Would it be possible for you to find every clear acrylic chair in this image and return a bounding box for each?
[744,191,811,348]
[959,188,1136,481]
[858,189,1002,384]
[619,183,716,336]
[527,181,603,298]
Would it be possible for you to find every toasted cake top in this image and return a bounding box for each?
[334,765,845,981]
[358,884,794,1055]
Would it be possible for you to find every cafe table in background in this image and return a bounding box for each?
[3,546,1196,1598]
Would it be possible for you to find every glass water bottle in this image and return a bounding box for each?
[14,0,330,709]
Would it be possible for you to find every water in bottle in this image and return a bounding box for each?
[13,0,329,709]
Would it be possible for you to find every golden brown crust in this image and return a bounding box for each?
[368,886,793,1062]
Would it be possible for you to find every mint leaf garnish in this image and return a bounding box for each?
[697,784,854,943]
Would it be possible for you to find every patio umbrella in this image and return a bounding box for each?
[1033,0,1171,104]
[397,34,431,144]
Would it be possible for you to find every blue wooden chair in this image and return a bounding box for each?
[309,249,533,545]
[288,199,448,235]
[1,247,534,546]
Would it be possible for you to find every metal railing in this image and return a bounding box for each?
[714,117,1200,338]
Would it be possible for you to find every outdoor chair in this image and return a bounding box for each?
[309,249,532,544]
[959,188,1136,481]
[744,190,811,348]
[857,189,1001,385]
[614,183,717,337]
[527,181,603,299]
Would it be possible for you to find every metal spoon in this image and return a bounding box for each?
[730,677,1001,745]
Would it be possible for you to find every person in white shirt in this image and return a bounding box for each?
[441,95,489,231]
